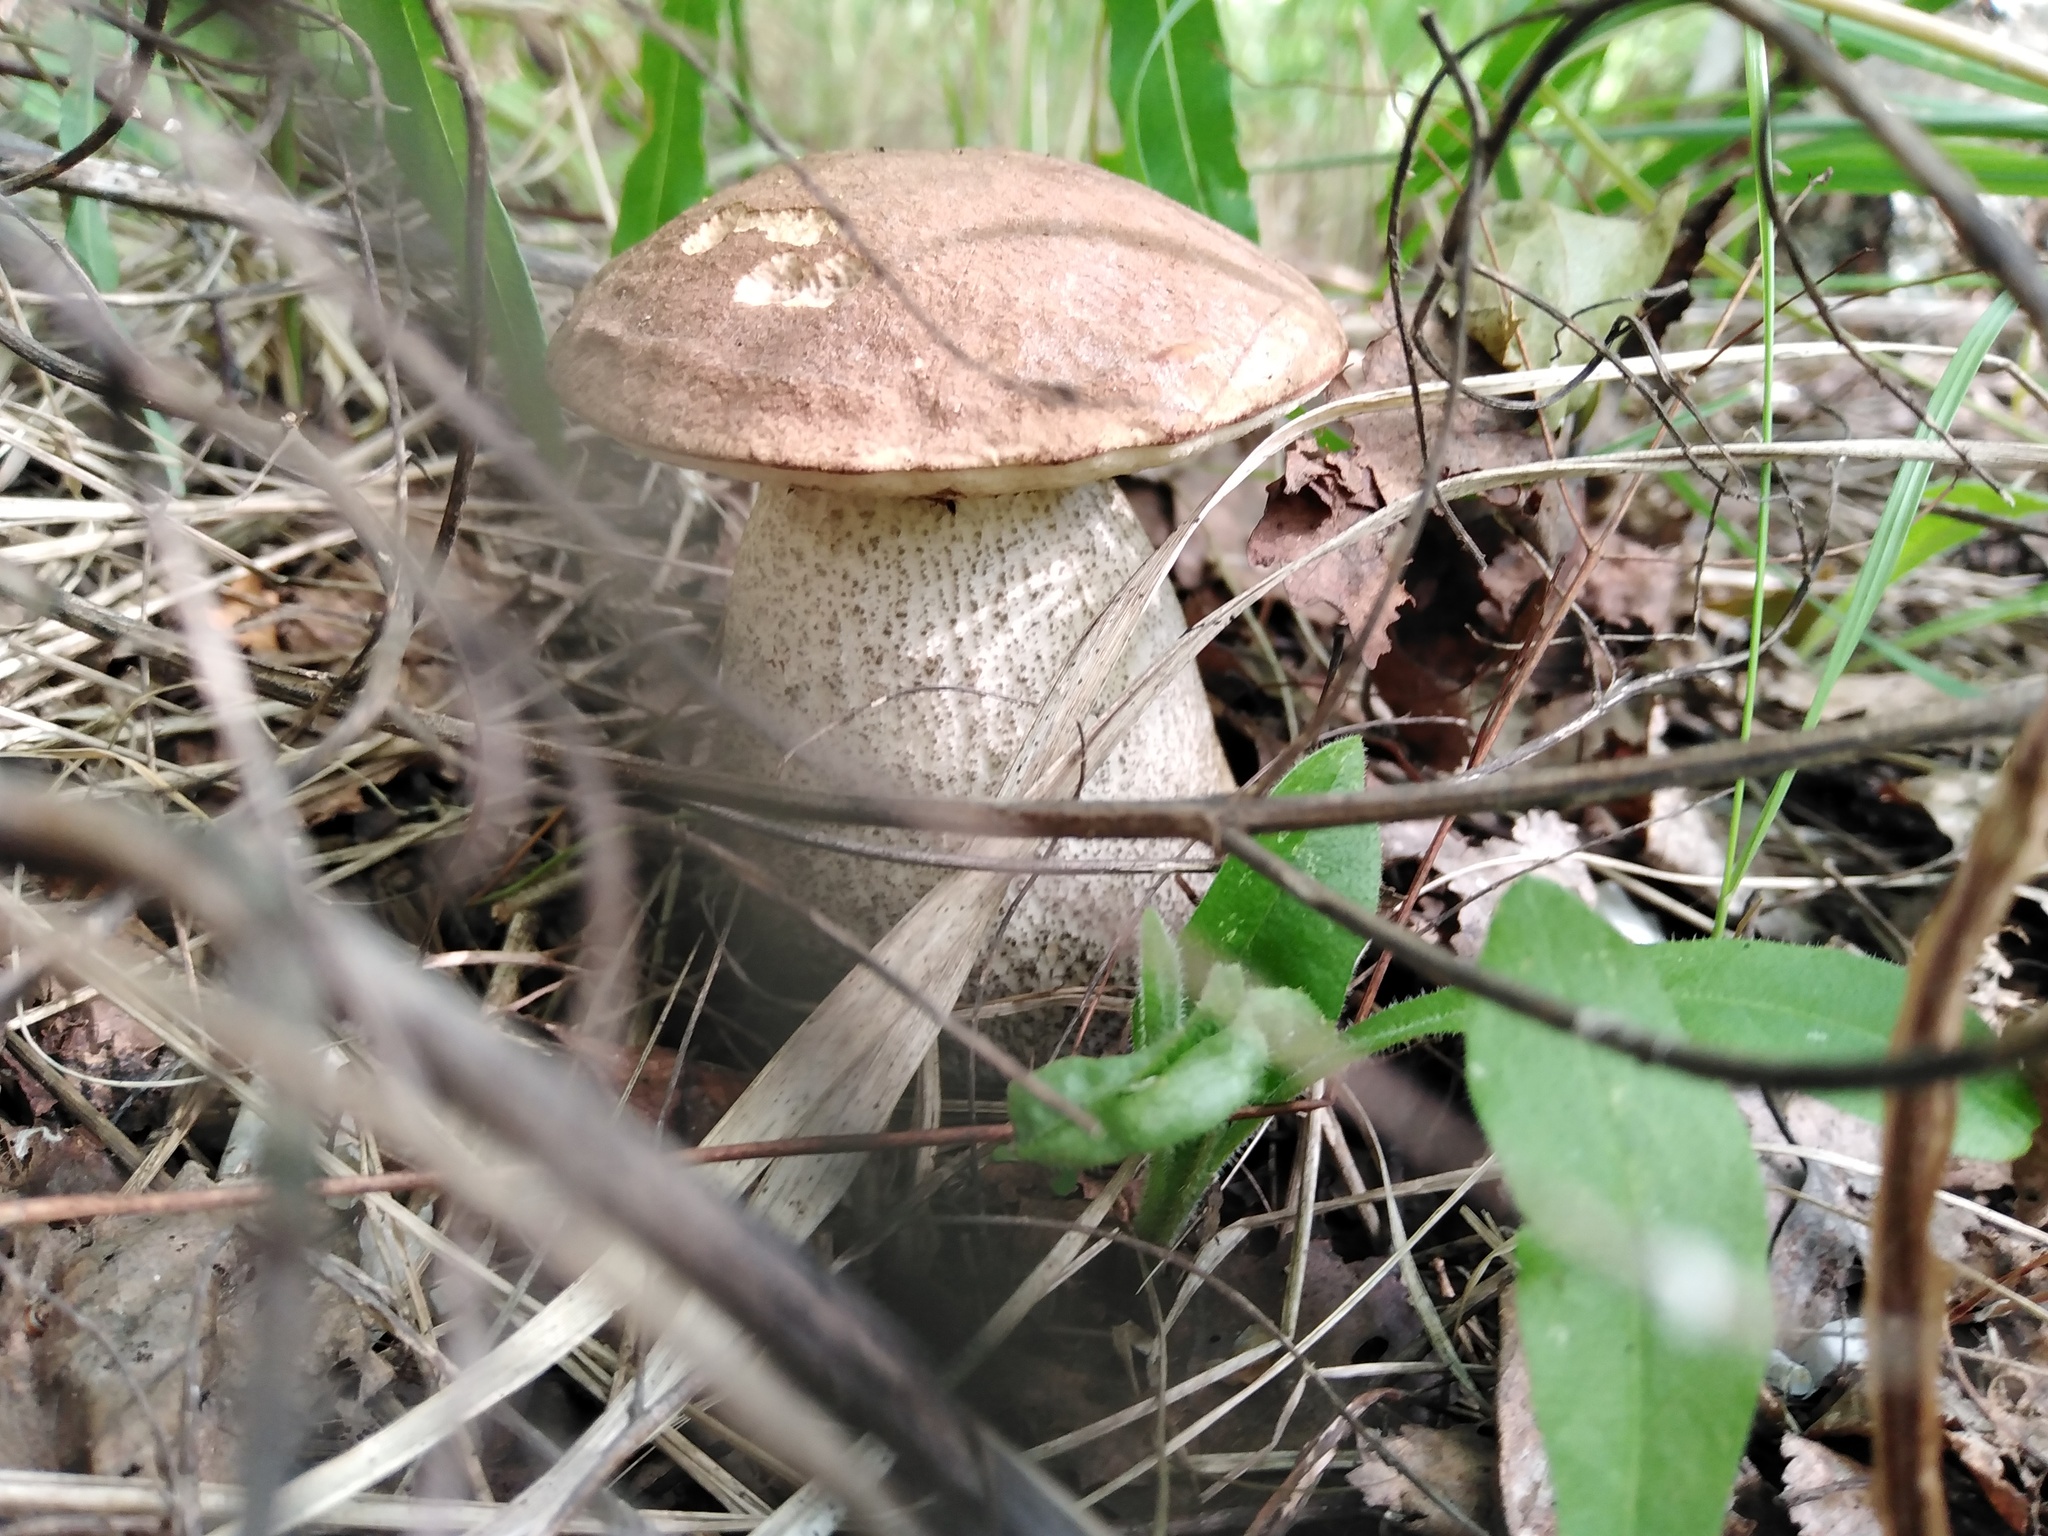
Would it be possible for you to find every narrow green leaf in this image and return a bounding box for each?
[1467,881,1769,1536]
[60,25,118,292]
[1728,292,2017,890]
[1650,938,2037,1159]
[1349,987,1471,1055]
[1895,482,2048,579]
[1886,582,2048,653]
[1132,907,1185,1053]
[614,0,717,254]
[1103,0,1257,239]
[1756,134,2048,198]
[336,0,564,460]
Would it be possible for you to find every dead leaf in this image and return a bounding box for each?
[1895,769,2048,879]
[35,997,169,1112]
[1347,1424,1496,1534]
[1495,1290,1558,1536]
[1247,440,1409,659]
[1463,188,1687,371]
[1577,536,1682,634]
[1444,810,1598,956]
[10,1127,122,1201]
[44,1164,377,1480]
[1948,1429,2029,1531]
[1780,1435,1879,1536]
[1644,785,1728,884]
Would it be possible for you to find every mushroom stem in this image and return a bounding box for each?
[718,479,1233,998]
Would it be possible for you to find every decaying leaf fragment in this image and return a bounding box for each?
[1246,439,1409,658]
[1462,186,1687,371]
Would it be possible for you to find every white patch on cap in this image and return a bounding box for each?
[733,249,868,309]
[681,205,836,255]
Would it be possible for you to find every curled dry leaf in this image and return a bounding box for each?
[1780,1435,1880,1536]
[1345,1423,1497,1535]
[1247,439,1409,660]
[1248,312,1552,665]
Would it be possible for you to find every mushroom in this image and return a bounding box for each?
[548,148,1346,1004]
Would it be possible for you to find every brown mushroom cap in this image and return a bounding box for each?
[547,148,1348,496]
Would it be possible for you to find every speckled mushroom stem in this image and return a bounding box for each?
[718,477,1233,1002]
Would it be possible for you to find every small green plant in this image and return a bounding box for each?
[1006,746,2038,1536]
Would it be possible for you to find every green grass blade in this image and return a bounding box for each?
[614,0,718,254]
[1716,27,1778,933]
[1726,292,2017,895]
[1883,581,2048,654]
[1103,0,1257,239]
[337,0,564,461]
[60,23,118,292]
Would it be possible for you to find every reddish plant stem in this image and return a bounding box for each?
[1871,696,2048,1536]
[0,1098,1335,1231]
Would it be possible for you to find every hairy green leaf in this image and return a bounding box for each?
[1103,0,1257,239]
[336,0,563,460]
[1184,738,1380,1018]
[1133,907,1186,1053]
[614,0,718,254]
[1467,881,1768,1536]
[1653,938,2037,1160]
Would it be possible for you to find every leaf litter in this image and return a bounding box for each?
[0,7,2042,1535]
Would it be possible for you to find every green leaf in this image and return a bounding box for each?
[1896,483,2048,581]
[1652,939,2037,1161]
[1467,881,1769,1536]
[1762,134,2048,199]
[1348,936,2036,1162]
[1132,907,1185,1053]
[1103,0,1257,239]
[614,0,717,254]
[1350,987,1471,1055]
[60,25,118,292]
[1009,966,1272,1167]
[1466,186,1686,371]
[336,0,564,460]
[1184,738,1380,1019]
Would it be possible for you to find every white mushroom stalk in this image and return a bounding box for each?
[548,147,1347,1013]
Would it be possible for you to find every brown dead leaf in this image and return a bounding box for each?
[562,1033,750,1142]
[1496,1290,1558,1536]
[215,571,281,655]
[45,1164,377,1480]
[1246,445,1409,659]
[1347,1424,1496,1535]
[1341,312,1554,508]
[1247,308,1552,662]
[10,1127,122,1201]
[1578,536,1681,634]
[1948,1430,2029,1531]
[36,997,168,1112]
[1780,1435,1879,1536]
